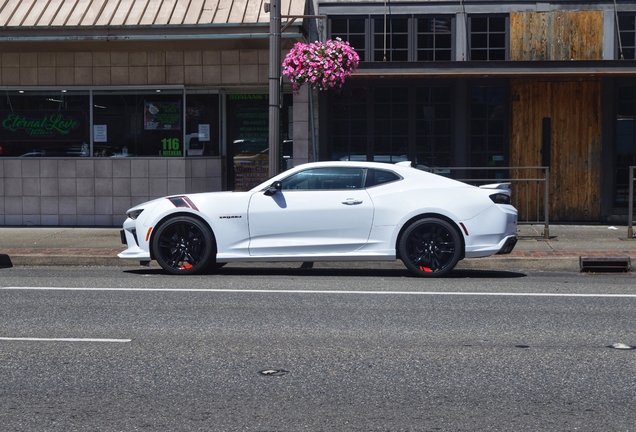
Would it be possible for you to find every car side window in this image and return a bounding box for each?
[365,169,401,188]
[282,168,365,190]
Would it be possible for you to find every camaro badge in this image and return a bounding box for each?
[219,215,242,219]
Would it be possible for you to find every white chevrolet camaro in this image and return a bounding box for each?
[119,161,518,277]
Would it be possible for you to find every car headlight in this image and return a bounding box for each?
[127,209,144,220]
[489,193,511,205]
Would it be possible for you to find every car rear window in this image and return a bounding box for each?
[365,169,401,188]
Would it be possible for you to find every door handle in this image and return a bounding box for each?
[342,198,363,205]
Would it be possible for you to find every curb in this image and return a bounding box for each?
[4,254,593,274]
[9,255,126,267]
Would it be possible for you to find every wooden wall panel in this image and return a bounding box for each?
[511,11,603,61]
[511,78,602,221]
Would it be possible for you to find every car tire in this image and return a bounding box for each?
[151,215,215,275]
[399,217,462,277]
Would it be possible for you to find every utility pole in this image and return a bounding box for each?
[266,3,325,176]
[268,0,281,178]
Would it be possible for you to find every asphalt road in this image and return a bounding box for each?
[2,266,636,431]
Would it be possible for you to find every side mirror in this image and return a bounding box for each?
[264,181,282,196]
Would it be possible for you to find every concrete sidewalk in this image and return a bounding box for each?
[1,224,635,272]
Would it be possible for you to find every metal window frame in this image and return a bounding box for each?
[413,15,456,61]
[467,14,509,61]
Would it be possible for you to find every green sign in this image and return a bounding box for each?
[159,137,182,156]
[1,112,80,137]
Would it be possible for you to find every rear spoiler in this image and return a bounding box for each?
[479,183,510,190]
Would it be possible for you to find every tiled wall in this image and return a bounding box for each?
[0,50,270,86]
[0,157,223,226]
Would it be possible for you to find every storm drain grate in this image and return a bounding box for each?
[580,256,631,272]
[0,254,12,269]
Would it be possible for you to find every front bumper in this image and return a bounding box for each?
[118,223,151,261]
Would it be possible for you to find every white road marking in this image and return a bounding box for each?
[2,286,636,298]
[0,337,131,343]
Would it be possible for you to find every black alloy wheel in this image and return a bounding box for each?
[151,216,215,275]
[399,217,462,277]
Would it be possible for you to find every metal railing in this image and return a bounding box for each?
[433,166,550,239]
[628,166,636,239]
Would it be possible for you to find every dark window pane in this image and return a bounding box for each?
[489,136,504,152]
[435,119,451,135]
[437,34,452,48]
[350,18,366,33]
[393,19,408,32]
[418,18,432,32]
[393,34,409,49]
[350,136,366,154]
[350,106,367,120]
[472,17,488,32]
[618,102,634,116]
[472,152,487,166]
[392,50,408,61]
[433,87,451,102]
[435,104,451,118]
[333,120,348,135]
[490,33,506,49]
[489,49,506,60]
[331,19,347,34]
[437,50,452,60]
[471,120,487,135]
[418,50,434,61]
[418,34,434,49]
[393,88,409,102]
[489,17,506,32]
[471,50,488,60]
[620,32,635,46]
[349,35,365,50]
[490,120,504,135]
[619,15,635,30]
[471,103,487,117]
[374,120,391,135]
[471,34,488,48]
[416,122,430,135]
[349,120,367,135]
[436,137,451,152]
[375,87,392,100]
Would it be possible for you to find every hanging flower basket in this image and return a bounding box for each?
[282,38,360,94]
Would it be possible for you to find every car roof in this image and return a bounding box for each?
[279,160,426,177]
[251,160,464,191]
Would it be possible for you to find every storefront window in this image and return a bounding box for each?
[416,86,452,169]
[227,93,292,191]
[331,84,452,170]
[93,89,183,157]
[470,84,507,179]
[331,87,368,161]
[0,90,89,157]
[184,90,220,156]
[615,85,636,207]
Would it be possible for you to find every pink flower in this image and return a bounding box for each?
[281,39,360,95]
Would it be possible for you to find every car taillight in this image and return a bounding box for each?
[489,193,511,205]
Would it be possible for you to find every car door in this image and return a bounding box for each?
[247,167,374,256]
